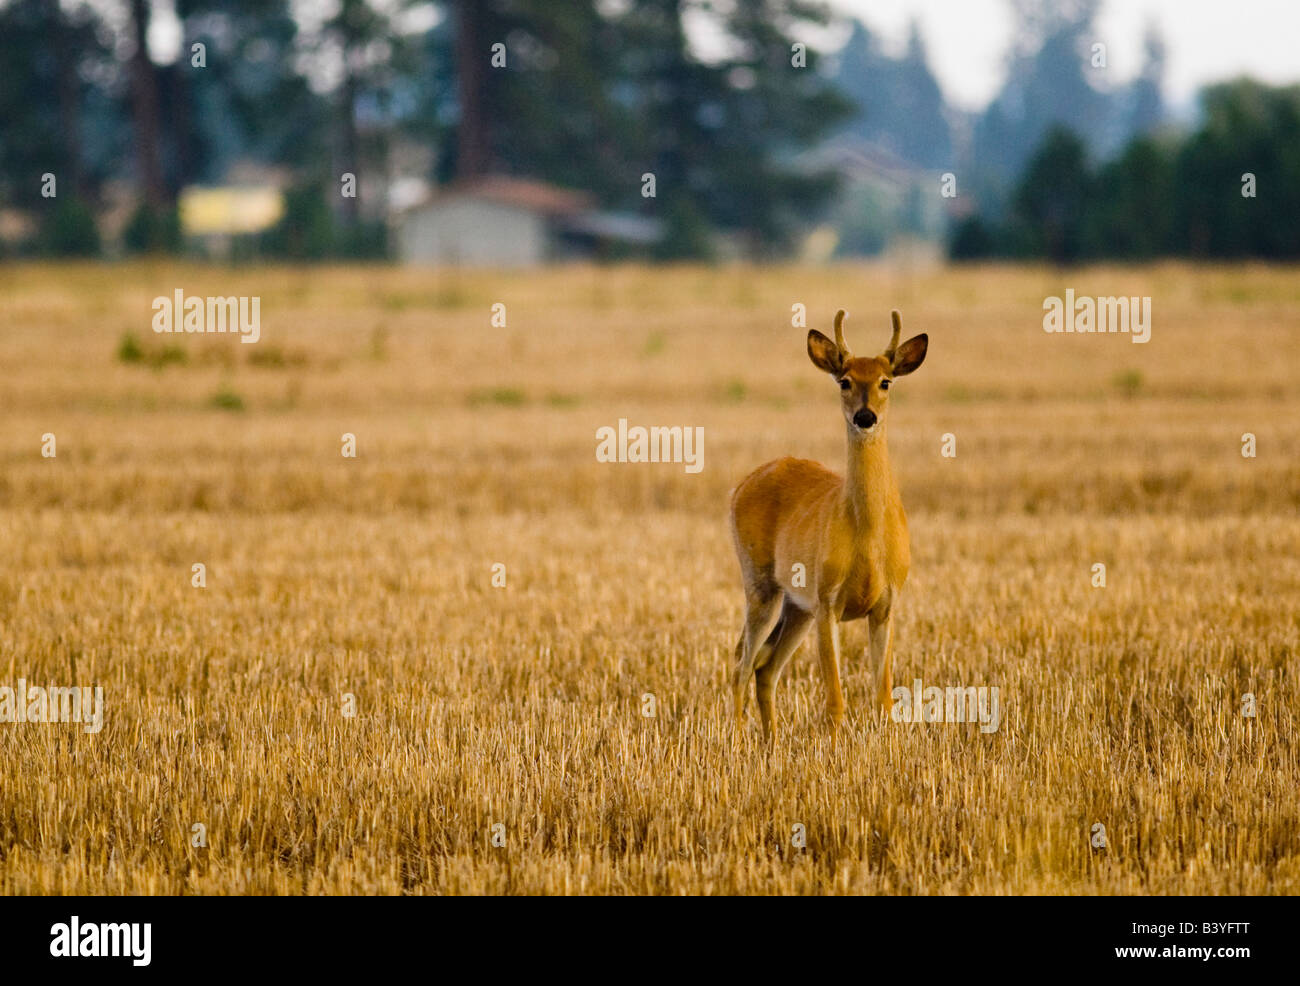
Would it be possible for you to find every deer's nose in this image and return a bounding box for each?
[853,408,877,429]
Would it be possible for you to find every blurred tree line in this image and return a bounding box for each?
[0,0,850,260]
[951,80,1300,262]
[0,0,1296,262]
[942,0,1299,262]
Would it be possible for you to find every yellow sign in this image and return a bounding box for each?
[179,186,284,236]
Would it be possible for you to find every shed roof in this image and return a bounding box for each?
[404,176,592,216]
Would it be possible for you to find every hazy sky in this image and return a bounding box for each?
[824,0,1300,112]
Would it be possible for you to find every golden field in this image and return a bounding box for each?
[0,260,1297,895]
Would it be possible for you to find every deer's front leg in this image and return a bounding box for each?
[869,606,895,713]
[814,608,845,735]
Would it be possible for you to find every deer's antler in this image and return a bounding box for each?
[885,310,902,363]
[833,309,851,358]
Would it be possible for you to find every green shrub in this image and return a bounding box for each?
[208,387,245,411]
[117,333,144,363]
[40,198,101,257]
[123,203,182,254]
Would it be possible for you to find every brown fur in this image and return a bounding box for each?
[729,309,928,743]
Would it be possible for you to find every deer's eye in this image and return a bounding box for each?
[880,379,891,390]
[838,378,851,391]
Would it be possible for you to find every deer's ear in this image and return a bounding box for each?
[891,333,928,376]
[807,330,843,375]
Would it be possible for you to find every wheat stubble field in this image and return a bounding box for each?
[0,261,1297,895]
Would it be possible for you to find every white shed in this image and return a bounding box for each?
[396,177,590,267]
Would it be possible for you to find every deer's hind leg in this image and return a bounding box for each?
[732,585,782,728]
[754,598,815,743]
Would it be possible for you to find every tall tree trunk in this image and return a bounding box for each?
[127,0,167,207]
[49,0,85,199]
[454,0,490,179]
[168,61,194,192]
[339,67,360,225]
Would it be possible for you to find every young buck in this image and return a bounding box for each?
[729,308,928,742]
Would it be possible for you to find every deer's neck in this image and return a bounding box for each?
[843,425,892,533]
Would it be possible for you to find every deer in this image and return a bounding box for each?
[728,308,928,744]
